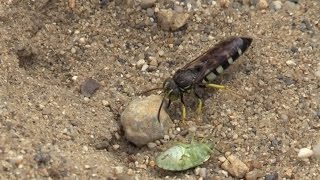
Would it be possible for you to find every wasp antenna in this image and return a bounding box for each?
[138,87,162,96]
[157,95,166,123]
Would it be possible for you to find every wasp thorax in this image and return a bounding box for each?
[163,78,180,101]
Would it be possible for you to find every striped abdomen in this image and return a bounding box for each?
[202,37,252,83]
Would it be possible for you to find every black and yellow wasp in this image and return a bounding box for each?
[157,37,253,123]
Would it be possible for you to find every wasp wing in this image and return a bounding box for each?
[181,37,237,70]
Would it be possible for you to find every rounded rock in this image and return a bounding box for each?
[298,148,314,158]
[272,1,282,10]
[157,9,190,31]
[121,95,172,146]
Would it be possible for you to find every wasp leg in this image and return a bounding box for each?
[180,94,187,124]
[206,83,226,89]
[206,83,243,98]
[194,86,204,121]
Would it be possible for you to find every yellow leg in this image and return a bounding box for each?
[181,103,187,124]
[197,98,203,116]
[206,83,226,89]
[206,83,243,98]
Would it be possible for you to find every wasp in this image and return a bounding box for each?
[156,37,253,123]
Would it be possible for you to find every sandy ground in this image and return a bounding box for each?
[0,0,319,179]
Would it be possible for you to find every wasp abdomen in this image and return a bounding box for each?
[203,37,252,83]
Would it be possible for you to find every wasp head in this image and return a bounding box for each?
[157,78,181,122]
[163,78,180,101]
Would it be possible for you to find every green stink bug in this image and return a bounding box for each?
[155,142,213,171]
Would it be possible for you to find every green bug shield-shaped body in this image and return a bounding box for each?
[155,142,213,171]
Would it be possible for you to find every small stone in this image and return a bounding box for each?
[112,144,120,150]
[136,59,146,68]
[283,168,293,178]
[286,60,296,66]
[314,70,320,78]
[113,166,124,174]
[80,78,101,97]
[283,1,298,11]
[272,1,282,10]
[218,156,227,162]
[245,169,264,180]
[195,167,201,175]
[141,64,149,71]
[79,37,86,44]
[147,142,157,149]
[102,100,109,106]
[149,160,156,168]
[158,50,164,57]
[312,144,320,158]
[265,172,278,180]
[157,9,190,31]
[84,165,91,169]
[219,0,230,8]
[127,169,134,175]
[149,58,158,67]
[71,76,78,81]
[298,148,314,158]
[140,0,156,9]
[121,95,172,146]
[163,135,170,141]
[146,8,155,17]
[257,0,269,9]
[34,152,51,166]
[221,155,249,178]
[199,168,207,178]
[71,47,77,54]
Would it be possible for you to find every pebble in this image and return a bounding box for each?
[147,142,157,149]
[220,155,249,178]
[136,59,146,68]
[199,168,207,178]
[218,156,227,162]
[219,0,230,8]
[195,167,207,178]
[283,1,299,11]
[283,168,293,178]
[140,0,156,9]
[80,78,101,97]
[245,169,264,180]
[265,172,279,180]
[286,60,296,66]
[257,0,269,9]
[163,135,170,141]
[112,144,120,150]
[157,9,190,31]
[272,1,282,10]
[121,95,172,146]
[141,64,149,71]
[298,148,314,158]
[113,166,124,174]
[312,144,320,158]
[146,8,155,17]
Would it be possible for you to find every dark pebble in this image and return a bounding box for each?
[288,0,299,4]
[94,141,111,151]
[99,0,109,6]
[290,46,298,53]
[265,172,279,180]
[80,78,101,97]
[34,152,51,166]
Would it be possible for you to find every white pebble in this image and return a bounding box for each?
[298,148,314,158]
[136,59,145,68]
[141,64,149,71]
[286,60,296,66]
